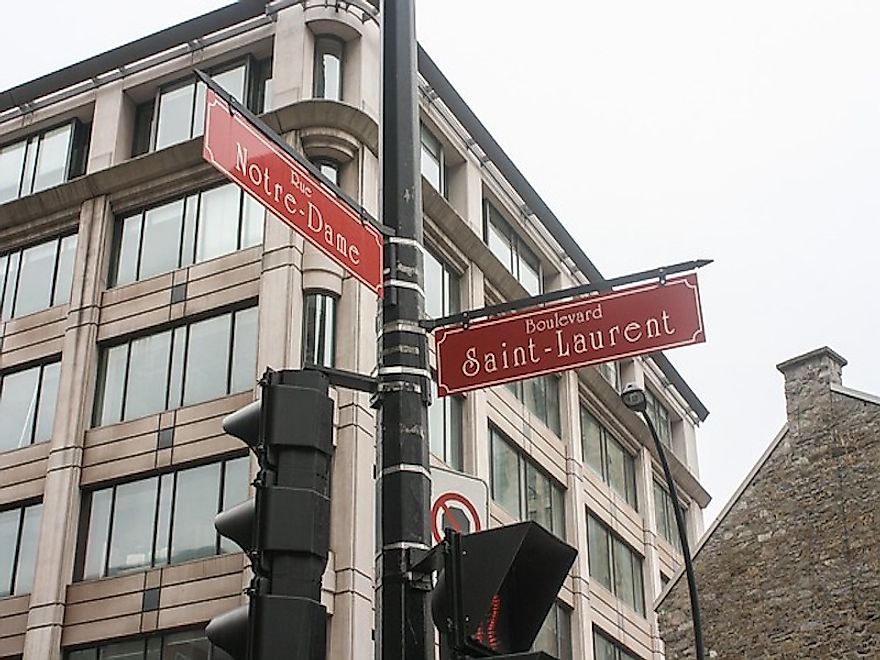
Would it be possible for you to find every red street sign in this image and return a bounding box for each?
[435,274,705,396]
[202,88,384,296]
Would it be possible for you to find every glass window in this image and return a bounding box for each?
[533,603,572,660]
[654,480,687,553]
[483,201,542,295]
[93,307,258,426]
[302,292,336,368]
[645,388,672,448]
[490,427,564,536]
[66,629,233,660]
[597,361,620,391]
[428,379,463,470]
[593,628,642,660]
[580,406,638,509]
[0,233,79,320]
[79,457,247,580]
[424,248,459,320]
[506,376,560,436]
[314,160,339,186]
[313,36,343,101]
[111,184,263,287]
[420,124,444,194]
[0,502,42,597]
[0,121,83,203]
[586,512,645,615]
[0,361,61,453]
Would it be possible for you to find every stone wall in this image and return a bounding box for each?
[657,347,880,659]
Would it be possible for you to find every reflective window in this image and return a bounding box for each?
[0,234,78,320]
[533,602,572,660]
[420,124,444,194]
[597,360,620,392]
[506,376,560,436]
[111,183,263,286]
[0,121,86,203]
[80,457,248,579]
[314,160,339,186]
[313,36,343,101]
[654,480,687,553]
[490,427,564,536]
[424,248,459,320]
[483,201,542,295]
[586,512,645,616]
[428,379,462,470]
[645,388,672,448]
[0,361,61,453]
[0,502,42,596]
[93,306,258,426]
[66,628,234,660]
[580,406,638,510]
[302,292,336,368]
[593,627,642,660]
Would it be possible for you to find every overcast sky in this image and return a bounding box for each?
[3,1,878,523]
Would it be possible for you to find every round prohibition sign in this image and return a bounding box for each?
[431,492,482,543]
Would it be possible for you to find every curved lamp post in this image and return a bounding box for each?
[621,383,706,660]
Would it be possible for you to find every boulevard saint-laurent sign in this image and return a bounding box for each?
[435,274,705,396]
[202,87,384,296]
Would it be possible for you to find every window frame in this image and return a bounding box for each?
[75,456,249,580]
[592,626,643,660]
[0,119,87,204]
[0,232,79,321]
[482,200,543,294]
[420,123,445,195]
[489,425,565,536]
[505,375,561,436]
[579,404,638,510]
[0,500,42,597]
[313,35,344,101]
[0,359,61,454]
[423,245,460,320]
[428,377,463,470]
[586,511,646,616]
[644,388,673,448]
[301,291,338,369]
[653,479,687,553]
[92,305,259,427]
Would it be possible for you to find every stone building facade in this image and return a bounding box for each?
[0,2,710,659]
[657,347,880,658]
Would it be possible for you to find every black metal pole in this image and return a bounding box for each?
[377,1,433,660]
[643,414,706,660]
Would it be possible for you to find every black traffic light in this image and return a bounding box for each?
[431,522,577,660]
[206,368,334,660]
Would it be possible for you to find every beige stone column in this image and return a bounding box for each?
[22,196,112,660]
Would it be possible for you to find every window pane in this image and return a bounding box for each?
[139,199,184,280]
[108,478,158,575]
[192,82,207,139]
[195,184,239,262]
[490,430,521,517]
[240,192,264,249]
[167,326,187,410]
[448,396,463,471]
[153,473,174,567]
[156,83,195,150]
[632,551,645,615]
[184,314,232,406]
[420,126,442,191]
[314,37,343,101]
[606,439,628,500]
[613,538,636,612]
[518,249,542,295]
[587,515,611,590]
[0,366,40,451]
[52,234,77,306]
[213,65,248,105]
[83,489,112,579]
[580,407,603,475]
[220,457,250,554]
[428,379,446,460]
[592,631,617,660]
[486,212,512,269]
[20,138,38,197]
[102,639,147,660]
[0,254,8,318]
[124,331,171,420]
[14,239,56,317]
[533,605,559,657]
[423,249,444,319]
[34,361,60,443]
[171,463,221,563]
[95,344,128,426]
[13,503,41,595]
[0,139,26,203]
[164,630,214,660]
[230,307,258,394]
[32,124,72,192]
[1,251,19,320]
[114,215,142,286]
[302,293,336,368]
[0,509,18,596]
[526,466,557,533]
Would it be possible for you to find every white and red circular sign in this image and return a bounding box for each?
[431,491,483,543]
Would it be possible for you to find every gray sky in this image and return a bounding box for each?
[3,1,878,522]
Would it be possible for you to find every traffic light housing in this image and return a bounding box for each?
[206,369,334,660]
[431,522,577,659]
